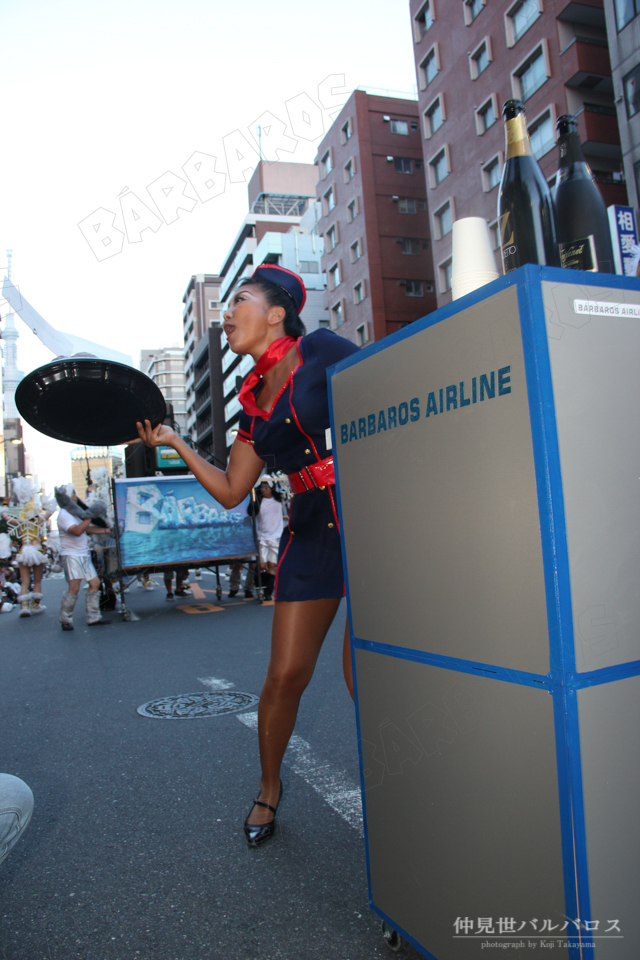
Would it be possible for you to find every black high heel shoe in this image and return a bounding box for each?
[244,781,283,848]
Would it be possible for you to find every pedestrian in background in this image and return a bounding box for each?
[55,485,112,631]
[251,481,284,601]
[164,566,191,601]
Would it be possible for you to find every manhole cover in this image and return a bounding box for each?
[137,691,259,719]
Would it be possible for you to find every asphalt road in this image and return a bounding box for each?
[0,573,420,960]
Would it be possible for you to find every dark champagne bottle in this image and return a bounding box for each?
[554,114,614,273]
[498,100,558,273]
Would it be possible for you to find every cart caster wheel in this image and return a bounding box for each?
[216,587,222,600]
[257,588,264,603]
[382,921,403,953]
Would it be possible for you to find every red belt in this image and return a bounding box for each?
[287,455,335,494]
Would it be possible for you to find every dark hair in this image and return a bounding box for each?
[257,481,283,502]
[236,276,306,338]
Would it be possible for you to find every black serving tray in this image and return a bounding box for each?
[15,357,167,446]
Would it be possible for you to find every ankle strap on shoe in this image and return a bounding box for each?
[252,798,277,815]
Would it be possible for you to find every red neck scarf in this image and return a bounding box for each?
[238,336,297,419]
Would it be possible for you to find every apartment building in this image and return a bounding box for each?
[140,346,187,433]
[191,325,227,468]
[181,274,223,439]
[218,161,329,453]
[315,90,438,345]
[410,0,627,306]
[603,0,640,211]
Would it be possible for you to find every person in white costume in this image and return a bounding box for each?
[55,484,112,631]
[254,481,284,601]
[3,478,55,618]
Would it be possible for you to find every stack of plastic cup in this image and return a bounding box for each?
[450,217,500,301]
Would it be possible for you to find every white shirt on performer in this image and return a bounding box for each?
[256,497,284,543]
[57,509,89,557]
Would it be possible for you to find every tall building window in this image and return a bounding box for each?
[528,110,555,159]
[506,0,541,44]
[482,156,502,191]
[414,0,434,39]
[356,323,369,346]
[394,157,413,174]
[299,260,320,273]
[488,220,500,250]
[347,198,359,222]
[624,62,640,117]
[324,187,335,215]
[353,282,365,304]
[424,97,444,138]
[321,150,332,178]
[514,45,549,101]
[329,262,341,290]
[419,47,439,89]
[326,224,337,251]
[429,148,449,187]
[401,238,421,254]
[614,0,640,30]
[350,239,362,262]
[398,197,417,214]
[341,119,352,143]
[464,0,485,24]
[439,258,453,293]
[470,40,490,79]
[477,97,497,134]
[434,201,452,238]
[344,159,355,182]
[405,280,424,297]
[390,119,409,135]
[332,301,343,328]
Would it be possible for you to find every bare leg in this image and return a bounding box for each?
[32,565,44,594]
[247,597,341,825]
[19,565,31,597]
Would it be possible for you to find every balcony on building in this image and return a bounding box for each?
[574,103,621,156]
[561,36,612,92]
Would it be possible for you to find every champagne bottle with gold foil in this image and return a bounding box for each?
[498,99,558,273]
[554,114,614,273]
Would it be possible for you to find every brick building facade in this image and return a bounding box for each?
[315,90,438,344]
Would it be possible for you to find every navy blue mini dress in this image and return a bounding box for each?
[237,328,359,602]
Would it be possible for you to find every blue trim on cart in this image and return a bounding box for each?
[326,369,374,899]
[352,637,640,691]
[352,636,555,690]
[565,688,593,943]
[515,269,577,677]
[551,686,581,958]
[571,657,640,687]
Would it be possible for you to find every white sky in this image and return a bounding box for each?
[1,0,418,491]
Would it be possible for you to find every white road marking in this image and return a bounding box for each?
[237,711,363,833]
[198,676,235,691]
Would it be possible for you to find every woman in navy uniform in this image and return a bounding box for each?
[136,264,358,846]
